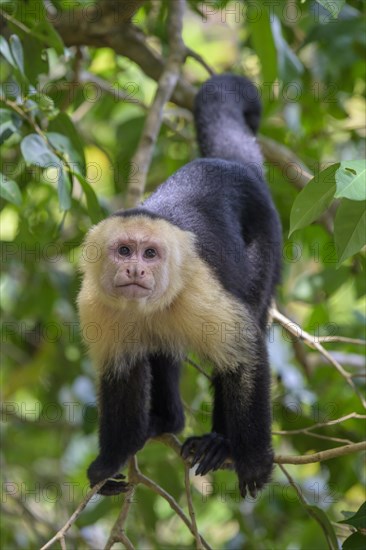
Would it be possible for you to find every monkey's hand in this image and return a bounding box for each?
[87,457,130,496]
[181,432,231,475]
[235,448,274,499]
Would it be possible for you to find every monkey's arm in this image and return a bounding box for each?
[87,358,152,496]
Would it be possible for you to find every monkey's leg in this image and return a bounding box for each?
[181,374,231,473]
[87,359,151,496]
[182,335,273,498]
[148,354,185,437]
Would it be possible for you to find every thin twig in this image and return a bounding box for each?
[104,457,139,550]
[184,465,204,550]
[271,307,366,408]
[186,47,215,76]
[40,480,106,550]
[186,358,212,380]
[316,336,366,345]
[273,412,366,444]
[275,441,366,464]
[278,465,338,550]
[125,0,187,207]
[136,470,212,550]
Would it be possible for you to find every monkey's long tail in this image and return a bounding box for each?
[194,74,262,166]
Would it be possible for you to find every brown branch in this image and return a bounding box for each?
[40,480,106,550]
[49,7,195,110]
[273,412,366,446]
[46,3,316,195]
[104,458,138,550]
[125,0,187,207]
[133,459,212,550]
[186,47,216,76]
[271,307,366,408]
[184,465,204,550]
[275,441,366,464]
[278,464,339,549]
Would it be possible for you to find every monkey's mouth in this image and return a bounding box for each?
[115,282,153,299]
[117,283,150,290]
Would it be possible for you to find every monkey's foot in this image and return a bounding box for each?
[236,450,274,499]
[97,474,130,496]
[181,432,231,475]
[88,458,130,496]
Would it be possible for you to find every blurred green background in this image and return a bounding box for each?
[1,1,365,549]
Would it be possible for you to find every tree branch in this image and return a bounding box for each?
[270,307,366,408]
[40,480,106,550]
[125,0,187,206]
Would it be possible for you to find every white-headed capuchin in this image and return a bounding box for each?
[78,74,282,498]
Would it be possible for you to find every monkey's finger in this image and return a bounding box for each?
[239,481,247,499]
[195,440,224,475]
[248,481,259,498]
[181,436,201,460]
[191,435,217,467]
[211,448,230,471]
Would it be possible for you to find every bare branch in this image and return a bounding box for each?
[136,469,212,550]
[45,5,317,193]
[184,465,204,550]
[104,463,137,550]
[275,441,366,464]
[124,0,186,206]
[271,307,366,408]
[40,480,106,550]
[278,464,339,549]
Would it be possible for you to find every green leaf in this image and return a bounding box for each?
[31,92,55,113]
[249,5,277,85]
[0,36,15,67]
[21,34,49,86]
[306,505,339,549]
[73,171,103,224]
[0,108,22,144]
[0,173,22,205]
[342,532,366,550]
[339,502,366,530]
[9,34,24,73]
[10,0,64,55]
[335,160,366,201]
[47,132,85,176]
[289,164,339,236]
[271,16,303,82]
[315,0,345,19]
[57,167,72,211]
[334,199,366,265]
[20,134,61,168]
[48,113,86,175]
[29,21,64,55]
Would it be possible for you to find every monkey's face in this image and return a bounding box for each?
[103,233,169,301]
[81,215,195,310]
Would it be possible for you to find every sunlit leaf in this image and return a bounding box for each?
[334,199,366,265]
[20,133,61,168]
[0,173,22,205]
[335,160,366,201]
[289,164,339,235]
[9,34,24,73]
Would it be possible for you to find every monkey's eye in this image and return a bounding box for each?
[118,246,131,256]
[143,248,157,259]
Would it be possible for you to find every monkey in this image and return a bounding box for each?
[77,74,282,498]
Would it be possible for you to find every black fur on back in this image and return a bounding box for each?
[114,75,281,328]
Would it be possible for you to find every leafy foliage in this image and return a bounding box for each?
[1,1,365,549]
